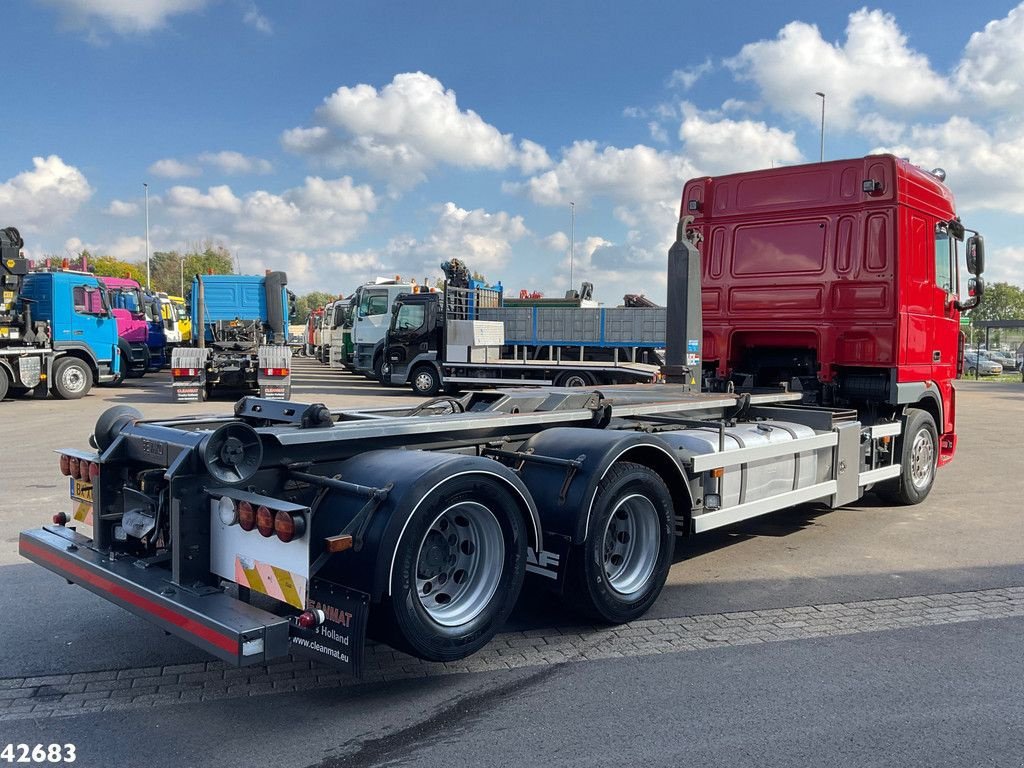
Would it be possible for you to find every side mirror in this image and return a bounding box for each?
[955,276,985,312]
[967,234,985,275]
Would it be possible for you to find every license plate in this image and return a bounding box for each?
[290,579,369,676]
[70,478,93,503]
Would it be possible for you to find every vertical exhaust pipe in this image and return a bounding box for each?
[195,274,205,349]
[662,215,702,391]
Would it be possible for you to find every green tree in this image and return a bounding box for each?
[968,281,1024,323]
[149,242,235,295]
[294,291,338,319]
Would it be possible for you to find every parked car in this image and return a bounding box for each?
[983,349,1017,370]
[963,350,1002,376]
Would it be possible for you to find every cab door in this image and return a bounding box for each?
[931,224,959,383]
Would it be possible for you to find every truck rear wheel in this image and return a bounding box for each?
[556,371,594,387]
[876,408,938,505]
[381,476,528,662]
[0,366,9,401]
[52,357,92,400]
[565,462,674,624]
[411,365,441,396]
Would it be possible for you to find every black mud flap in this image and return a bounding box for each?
[525,533,572,593]
[174,384,203,402]
[291,578,370,675]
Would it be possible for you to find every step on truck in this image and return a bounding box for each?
[20,155,982,674]
[171,272,293,402]
[385,275,662,395]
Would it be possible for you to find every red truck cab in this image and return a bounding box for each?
[683,154,984,475]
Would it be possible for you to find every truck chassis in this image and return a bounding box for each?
[20,380,903,673]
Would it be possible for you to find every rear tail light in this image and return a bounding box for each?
[238,501,256,531]
[262,368,289,377]
[296,609,324,630]
[171,368,198,377]
[256,505,274,537]
[52,512,69,526]
[79,460,92,480]
[59,455,71,476]
[89,461,100,480]
[274,511,306,542]
[68,457,80,479]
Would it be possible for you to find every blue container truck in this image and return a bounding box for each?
[170,272,293,401]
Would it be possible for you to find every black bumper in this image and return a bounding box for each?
[19,527,291,666]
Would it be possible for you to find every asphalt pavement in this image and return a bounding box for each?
[1,359,1022,767]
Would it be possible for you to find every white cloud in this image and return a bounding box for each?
[669,59,713,90]
[0,155,92,233]
[517,141,694,208]
[198,150,273,175]
[164,176,376,249]
[678,103,803,172]
[243,4,272,34]
[986,246,1024,285]
[105,199,139,217]
[283,72,549,185]
[726,9,950,128]
[956,5,1024,109]
[149,158,201,178]
[40,0,208,35]
[389,202,528,275]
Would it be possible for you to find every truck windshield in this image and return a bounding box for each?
[394,303,425,331]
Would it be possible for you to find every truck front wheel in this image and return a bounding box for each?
[411,365,441,396]
[381,477,528,662]
[565,462,674,624]
[52,357,93,400]
[876,408,938,505]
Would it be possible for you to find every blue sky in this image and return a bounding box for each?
[3,0,1024,301]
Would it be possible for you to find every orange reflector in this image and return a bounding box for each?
[881,436,891,445]
[325,534,353,553]
[710,467,725,478]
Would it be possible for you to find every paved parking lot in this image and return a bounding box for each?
[1,359,1022,767]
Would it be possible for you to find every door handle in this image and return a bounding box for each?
[933,351,941,362]
[73,330,84,336]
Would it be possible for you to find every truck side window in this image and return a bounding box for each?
[73,285,105,315]
[363,294,388,316]
[396,303,425,330]
[934,225,954,293]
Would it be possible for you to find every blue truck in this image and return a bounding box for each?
[2,227,121,400]
[170,272,293,401]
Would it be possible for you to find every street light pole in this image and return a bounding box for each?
[815,92,825,162]
[569,201,575,293]
[144,182,151,290]
[180,256,185,297]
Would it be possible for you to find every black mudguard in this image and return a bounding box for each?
[309,450,541,602]
[516,427,693,545]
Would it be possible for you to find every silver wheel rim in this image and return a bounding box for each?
[909,428,935,490]
[415,501,504,627]
[603,493,659,597]
[414,371,434,393]
[61,364,86,393]
[564,375,587,387]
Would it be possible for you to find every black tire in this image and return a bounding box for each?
[371,353,385,383]
[556,370,594,387]
[52,357,93,400]
[410,365,441,396]
[380,476,528,661]
[966,366,976,377]
[564,462,675,624]
[876,408,938,506]
[0,366,9,401]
